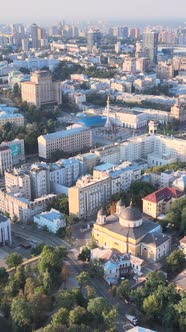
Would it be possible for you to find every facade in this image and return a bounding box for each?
[170,98,186,122]
[87,29,101,53]
[38,127,92,161]
[30,163,50,199]
[21,71,62,108]
[143,30,159,63]
[0,146,12,175]
[50,158,80,187]
[93,201,171,262]
[0,190,56,222]
[0,104,24,128]
[69,175,111,218]
[157,61,174,80]
[34,208,66,233]
[179,236,186,255]
[142,187,184,219]
[0,214,12,246]
[103,107,147,129]
[31,23,39,49]
[5,168,31,200]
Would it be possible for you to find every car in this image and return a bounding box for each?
[120,276,126,281]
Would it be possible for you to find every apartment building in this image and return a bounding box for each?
[5,168,31,200]
[0,146,12,175]
[0,190,56,222]
[0,214,12,246]
[38,127,92,161]
[30,163,50,199]
[142,187,184,219]
[0,104,24,128]
[21,71,62,108]
[50,158,80,188]
[69,175,111,218]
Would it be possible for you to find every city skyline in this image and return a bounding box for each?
[0,0,186,23]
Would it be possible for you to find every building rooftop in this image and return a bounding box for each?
[143,187,183,203]
[142,232,170,247]
[40,126,90,141]
[96,215,159,240]
[94,163,116,172]
[35,208,64,221]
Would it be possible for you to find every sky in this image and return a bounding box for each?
[0,0,186,24]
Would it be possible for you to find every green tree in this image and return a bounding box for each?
[69,306,87,326]
[129,181,155,210]
[76,272,89,289]
[31,243,45,256]
[6,253,23,268]
[10,295,31,330]
[87,297,108,321]
[78,247,91,262]
[0,267,8,286]
[56,290,76,310]
[164,249,186,274]
[116,280,131,300]
[51,307,69,327]
[143,293,160,321]
[174,294,186,332]
[144,271,166,296]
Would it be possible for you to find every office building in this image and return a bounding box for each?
[69,175,111,218]
[143,30,159,63]
[0,214,12,246]
[38,127,92,161]
[34,209,66,233]
[87,29,101,53]
[31,23,39,49]
[21,71,62,108]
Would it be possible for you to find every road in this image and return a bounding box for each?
[11,224,71,249]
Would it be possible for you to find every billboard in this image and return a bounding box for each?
[10,143,22,157]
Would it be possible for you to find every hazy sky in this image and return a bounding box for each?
[1,0,186,23]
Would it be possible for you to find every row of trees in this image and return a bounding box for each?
[165,197,186,235]
[0,245,67,331]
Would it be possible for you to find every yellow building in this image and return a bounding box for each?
[93,200,171,262]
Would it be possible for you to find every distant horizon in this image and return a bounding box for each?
[0,0,186,26]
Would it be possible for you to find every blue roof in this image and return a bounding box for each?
[78,115,106,127]
[35,209,64,221]
[41,126,89,141]
[0,104,23,119]
[109,165,140,178]
[94,163,115,172]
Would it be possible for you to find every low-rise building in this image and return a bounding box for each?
[34,208,66,233]
[142,187,184,219]
[0,104,24,128]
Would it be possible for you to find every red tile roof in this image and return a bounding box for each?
[143,187,183,204]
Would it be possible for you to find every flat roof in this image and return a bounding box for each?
[40,126,89,141]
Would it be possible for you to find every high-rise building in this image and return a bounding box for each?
[31,23,39,49]
[21,70,62,108]
[143,30,159,63]
[87,29,101,53]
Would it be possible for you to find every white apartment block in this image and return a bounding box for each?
[5,168,31,200]
[34,209,66,233]
[30,164,50,199]
[50,158,80,187]
[0,190,56,222]
[0,146,12,175]
[38,127,92,161]
[21,71,62,108]
[69,175,111,218]
[0,104,24,128]
[0,214,12,246]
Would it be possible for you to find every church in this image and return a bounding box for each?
[92,200,171,262]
